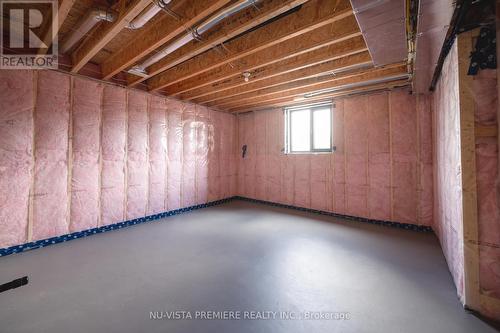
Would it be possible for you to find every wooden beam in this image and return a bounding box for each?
[214,59,377,108]
[229,80,410,113]
[202,50,372,106]
[475,125,498,137]
[225,65,407,110]
[150,16,362,93]
[101,0,232,80]
[70,0,155,73]
[457,30,480,310]
[186,36,368,103]
[39,0,76,55]
[128,0,317,87]
[129,0,352,87]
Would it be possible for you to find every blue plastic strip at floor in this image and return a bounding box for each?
[0,196,432,258]
[234,196,433,233]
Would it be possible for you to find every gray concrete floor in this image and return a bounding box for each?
[0,200,498,333]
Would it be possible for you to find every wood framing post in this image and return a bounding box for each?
[457,30,480,311]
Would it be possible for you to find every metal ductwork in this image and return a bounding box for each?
[413,0,454,94]
[350,0,408,67]
[61,0,171,54]
[127,0,259,77]
[61,9,116,53]
[127,0,171,30]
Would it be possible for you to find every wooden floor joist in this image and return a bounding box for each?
[100,0,232,80]
[224,65,407,110]
[150,16,362,93]
[230,80,410,113]
[185,36,368,103]
[131,0,352,88]
[213,60,379,108]
[202,50,372,107]
[39,0,76,55]
[70,0,153,73]
[127,0,315,87]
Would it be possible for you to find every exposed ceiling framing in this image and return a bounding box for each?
[3,0,413,112]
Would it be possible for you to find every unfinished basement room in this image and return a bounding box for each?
[0,0,499,332]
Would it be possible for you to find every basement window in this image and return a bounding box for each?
[284,103,333,154]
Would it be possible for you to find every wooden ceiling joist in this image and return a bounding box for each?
[197,44,371,106]
[223,64,408,110]
[127,0,317,87]
[150,15,362,94]
[101,0,232,80]
[39,0,76,55]
[133,0,352,89]
[70,0,152,73]
[230,80,410,113]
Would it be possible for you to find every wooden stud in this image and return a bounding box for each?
[389,91,394,220]
[27,71,38,242]
[98,83,104,227]
[457,30,480,310]
[474,125,498,137]
[66,76,74,231]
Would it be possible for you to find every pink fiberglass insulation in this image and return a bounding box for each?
[208,109,221,202]
[218,111,229,200]
[0,69,238,249]
[265,109,282,203]
[127,91,149,220]
[148,95,167,215]
[166,99,183,210]
[472,69,500,301]
[236,88,432,227]
[196,105,210,204]
[254,111,267,200]
[367,93,391,221]
[0,70,34,247]
[391,91,418,224]
[344,96,369,218]
[294,155,311,209]
[101,85,127,226]
[417,96,434,226]
[70,77,102,232]
[432,42,464,299]
[310,154,331,212]
[332,100,346,214]
[182,104,196,207]
[32,71,70,240]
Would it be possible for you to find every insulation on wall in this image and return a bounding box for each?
[0,69,237,249]
[126,91,149,220]
[0,70,34,247]
[238,89,433,227]
[432,41,465,299]
[101,85,127,226]
[32,71,71,240]
[148,96,167,215]
[70,77,102,232]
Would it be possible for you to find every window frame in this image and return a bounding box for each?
[284,102,333,154]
